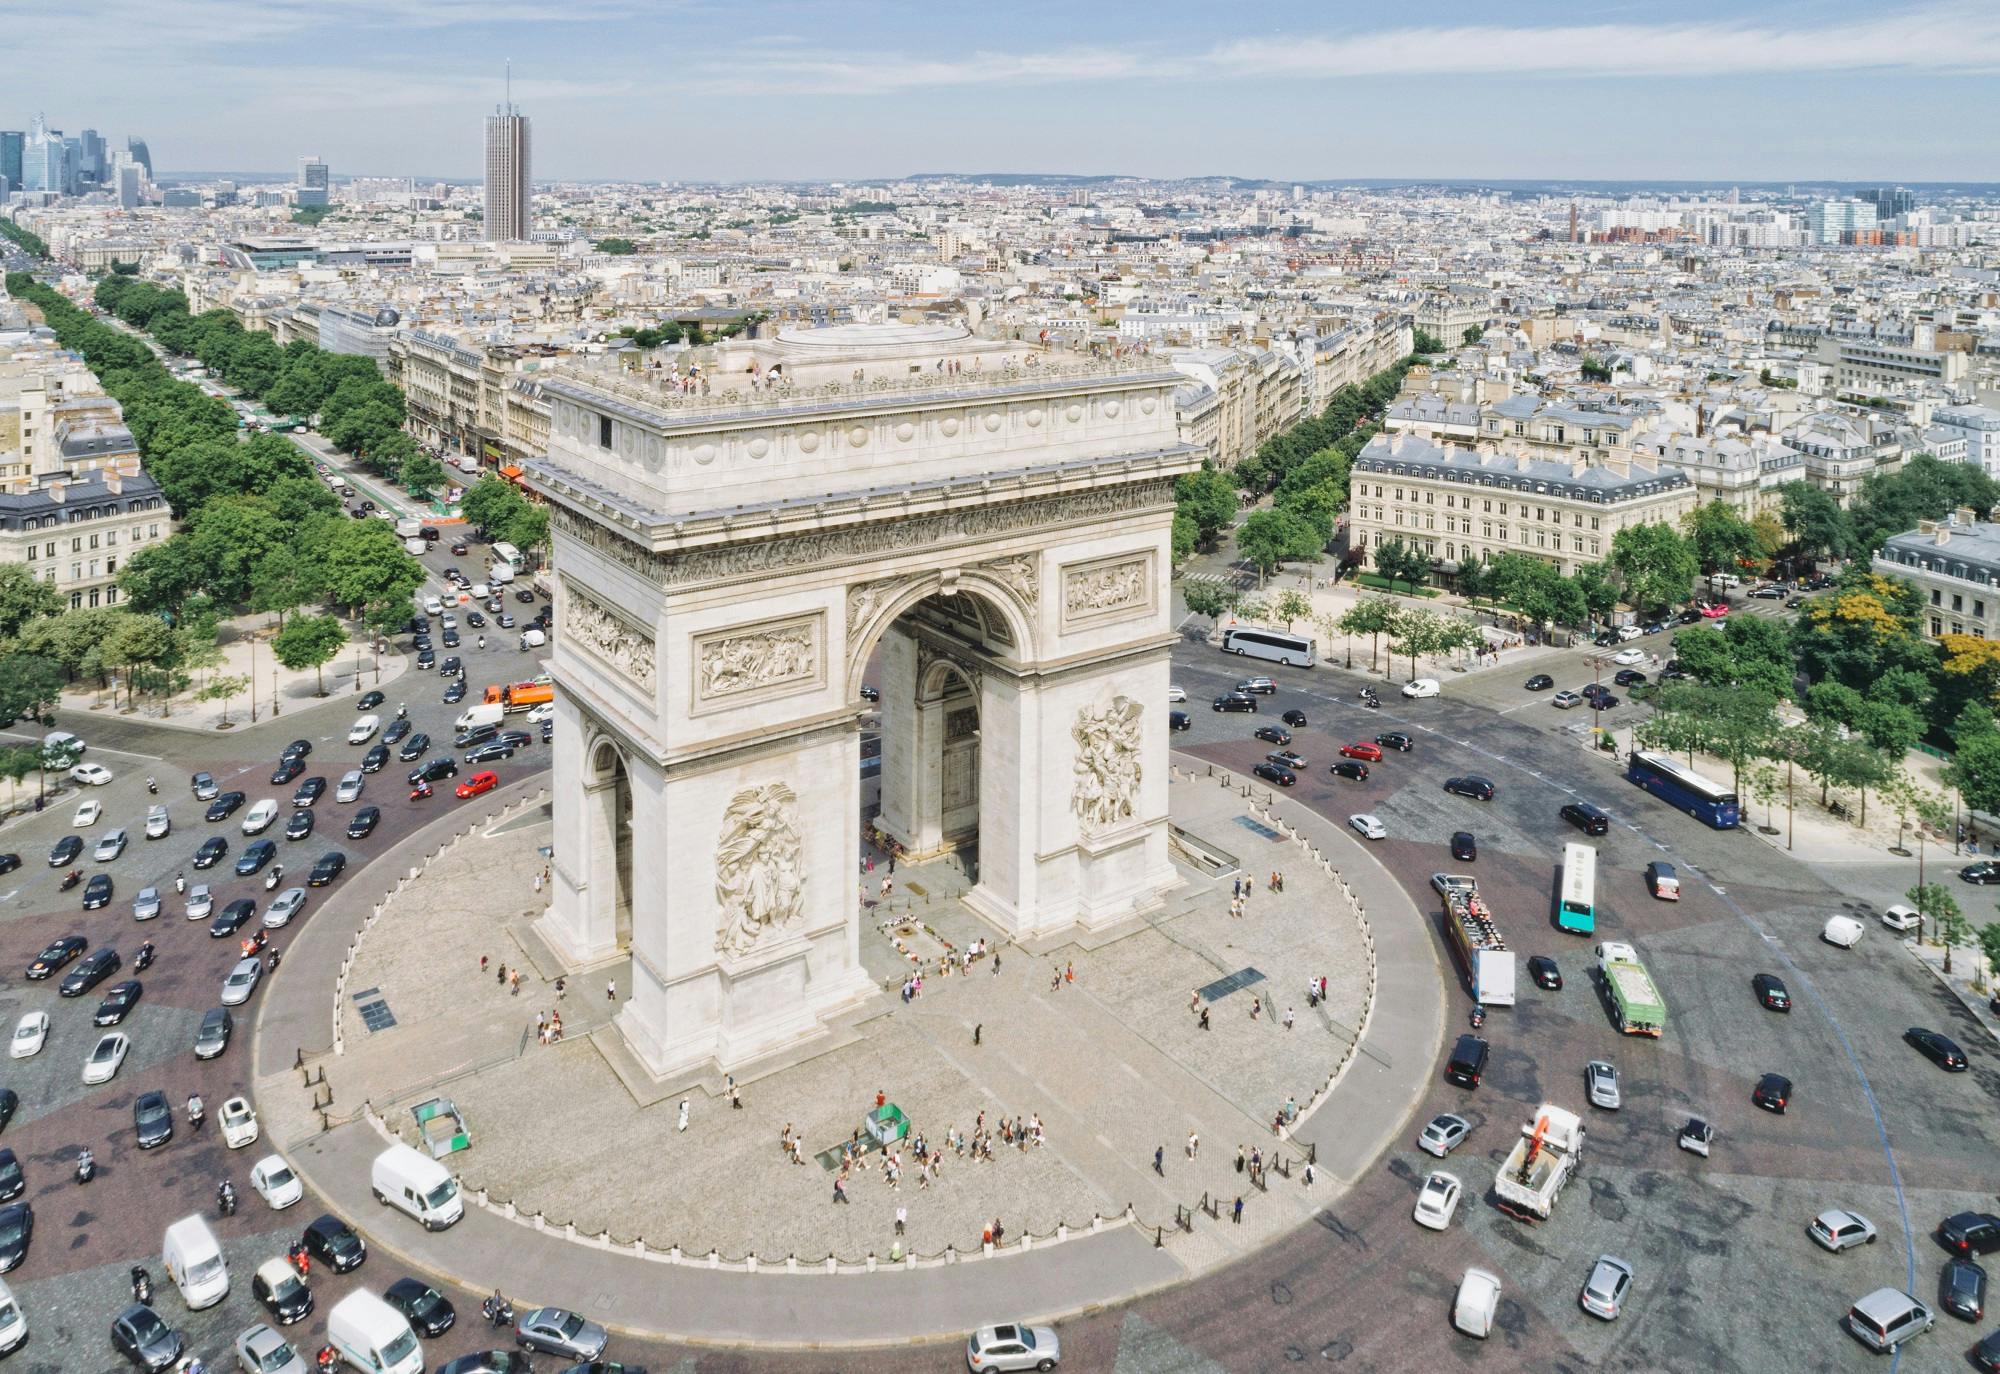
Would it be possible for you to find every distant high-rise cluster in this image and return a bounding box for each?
[0,114,153,203]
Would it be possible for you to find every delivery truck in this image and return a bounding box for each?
[1493,1103,1585,1223]
[1596,941,1667,1037]
[484,678,554,712]
[1432,873,1517,1007]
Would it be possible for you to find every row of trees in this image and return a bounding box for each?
[1779,454,2000,565]
[1181,581,1484,680]
[0,219,48,258]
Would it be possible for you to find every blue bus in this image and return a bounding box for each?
[1625,751,1739,829]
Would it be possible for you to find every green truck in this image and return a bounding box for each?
[1595,941,1666,1037]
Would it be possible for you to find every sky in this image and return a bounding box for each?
[9,0,2000,183]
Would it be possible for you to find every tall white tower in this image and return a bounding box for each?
[483,64,531,242]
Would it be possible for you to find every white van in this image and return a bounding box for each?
[0,1277,26,1355]
[162,1215,229,1309]
[422,595,444,617]
[370,1143,464,1230]
[1822,915,1864,948]
[242,799,280,835]
[487,562,515,586]
[454,703,504,733]
[395,518,422,539]
[1453,1267,1501,1338]
[327,1290,424,1374]
[403,538,427,557]
[348,714,382,745]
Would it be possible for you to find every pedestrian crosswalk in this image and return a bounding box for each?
[1182,570,1256,591]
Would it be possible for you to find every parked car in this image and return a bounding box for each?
[1169,710,1190,732]
[1578,1255,1634,1320]
[1940,1257,1987,1322]
[1552,690,1584,709]
[1450,831,1476,861]
[964,1323,1059,1373]
[1252,763,1297,787]
[1330,760,1369,781]
[1339,741,1382,762]
[1375,732,1413,751]
[1811,1209,1879,1252]
[1940,1212,2000,1257]
[514,1306,609,1361]
[1752,973,1792,1012]
[1904,1027,1967,1071]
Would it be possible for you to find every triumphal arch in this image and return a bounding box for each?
[525,323,1200,1080]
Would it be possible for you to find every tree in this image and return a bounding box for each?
[595,238,638,255]
[460,475,532,539]
[1462,326,1484,345]
[1977,923,2000,989]
[1455,557,1492,607]
[272,614,347,695]
[1388,607,1455,680]
[400,451,450,500]
[0,653,64,726]
[117,539,209,620]
[1372,538,1427,594]
[1339,597,1398,674]
[1777,482,1852,563]
[1610,522,1699,615]
[1947,731,2000,817]
[316,520,424,614]
[248,551,310,628]
[1237,508,1323,586]
[1933,903,1975,975]
[1181,580,1240,635]
[101,612,178,709]
[1273,589,1312,631]
[1905,881,1957,950]
[0,564,64,639]
[1682,501,1764,577]
[1671,622,1793,698]
[1569,562,1620,626]
[1411,328,1446,354]
[197,673,250,726]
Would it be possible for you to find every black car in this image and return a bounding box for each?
[48,833,83,867]
[464,741,517,765]
[292,776,327,807]
[358,690,385,711]
[134,1090,174,1147]
[270,757,305,786]
[361,745,390,774]
[1527,955,1562,990]
[1281,709,1309,727]
[444,679,469,704]
[303,1213,367,1271]
[26,935,87,979]
[466,611,487,628]
[1960,860,2000,884]
[1613,668,1647,686]
[0,1203,32,1273]
[1942,1212,2000,1257]
[1904,1026,1967,1071]
[308,851,348,887]
[1169,710,1190,732]
[1752,972,1791,1012]
[384,718,413,746]
[253,1258,316,1325]
[442,629,461,649]
[436,1355,534,1374]
[1560,801,1610,836]
[1676,608,1703,624]
[1375,732,1413,752]
[495,731,533,750]
[384,1276,457,1336]
[416,649,436,670]
[235,840,278,876]
[285,809,315,841]
[282,738,313,760]
[1586,692,1619,710]
[83,872,114,910]
[346,806,381,839]
[211,898,258,938]
[1450,831,1476,861]
[112,1300,183,1371]
[1252,763,1297,787]
[1330,760,1368,781]
[398,732,432,762]
[1253,725,1292,746]
[193,835,229,868]
[1444,775,1495,801]
[1212,693,1257,713]
[1751,1072,1791,1113]
[0,1149,22,1202]
[1524,674,1555,691]
[194,1007,233,1060]
[205,791,247,822]
[0,1091,14,1135]
[440,656,463,678]
[540,720,553,743]
[59,947,121,996]
[408,758,457,785]
[456,723,500,749]
[94,979,143,1026]
[1977,1328,2000,1373]
[0,855,16,877]
[515,588,536,603]
[1942,1257,1987,1322]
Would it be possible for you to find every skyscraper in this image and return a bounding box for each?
[115,162,141,208]
[126,137,152,180]
[0,132,23,192]
[79,129,105,186]
[483,70,531,242]
[296,155,330,207]
[23,116,69,195]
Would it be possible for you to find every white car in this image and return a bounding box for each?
[69,762,114,787]
[1348,813,1388,841]
[144,805,171,839]
[348,714,382,745]
[0,1276,25,1355]
[1167,685,1187,704]
[1453,1267,1502,1339]
[470,582,490,599]
[1611,647,1646,666]
[185,884,214,920]
[1810,1208,1879,1253]
[221,956,263,1006]
[72,798,103,827]
[423,595,444,617]
[1616,624,1643,641]
[1879,904,1921,933]
[43,729,84,757]
[1418,1112,1472,1157]
[335,770,365,804]
[265,887,308,928]
[242,799,280,835]
[1401,678,1440,699]
[220,1095,261,1149]
[82,1030,130,1084]
[9,1012,47,1060]
[1585,1060,1622,1110]
[251,1154,304,1210]
[524,702,556,725]
[93,828,129,862]
[1414,1171,1462,1230]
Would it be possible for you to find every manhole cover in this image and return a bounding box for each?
[1198,967,1266,1001]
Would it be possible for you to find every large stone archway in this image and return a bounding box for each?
[526,325,1199,1081]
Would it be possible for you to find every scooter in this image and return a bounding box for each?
[410,781,434,801]
[1360,697,1380,711]
[174,872,186,895]
[217,1180,237,1217]
[130,1264,152,1304]
[75,1148,95,1184]
[60,870,82,891]
[134,941,156,972]
[1470,1003,1486,1029]
[264,866,283,892]
[145,777,157,794]
[481,1292,514,1327]
[316,1347,339,1374]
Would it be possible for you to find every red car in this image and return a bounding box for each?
[1699,603,1729,619]
[1339,742,1383,762]
[454,771,499,799]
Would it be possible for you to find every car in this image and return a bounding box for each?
[62,947,122,997]
[221,957,263,1006]
[1339,741,1383,762]
[1452,1267,1502,1339]
[1524,674,1555,691]
[360,745,390,774]
[346,807,381,839]
[194,1007,234,1060]
[1450,830,1476,861]
[83,872,113,909]
[1678,1117,1713,1157]
[8,1014,46,1061]
[70,761,114,786]
[412,634,434,653]
[184,884,213,920]
[516,1306,610,1361]
[359,690,386,711]
[417,649,437,670]
[1443,775,1494,801]
[384,717,413,746]
[205,791,247,822]
[1413,1170,1462,1230]
[1167,684,1187,704]
[1236,676,1278,695]
[1613,668,1648,687]
[111,1300,183,1371]
[398,731,432,761]
[444,679,469,704]
[1642,619,1668,635]
[457,723,500,749]
[251,1259,315,1326]
[1752,1072,1792,1113]
[1281,708,1308,727]
[302,1213,367,1272]
[1978,1328,2000,1372]
[1330,760,1369,781]
[1417,1112,1471,1157]
[144,805,171,840]
[1616,622,1645,641]
[134,1090,174,1147]
[191,772,219,801]
[132,886,162,921]
[348,714,382,745]
[83,1030,130,1084]
[269,757,304,786]
[0,1150,20,1205]
[1585,1060,1621,1110]
[68,796,101,827]
[1811,1209,1880,1252]
[334,769,366,804]
[308,851,348,886]
[193,835,229,869]
[1579,1255,1634,1320]
[1904,1027,1967,1071]
[1266,750,1309,770]
[1375,731,1413,751]
[26,934,86,979]
[1560,801,1610,835]
[1645,860,1680,900]
[1848,1287,1932,1355]
[500,613,520,631]
[266,887,308,928]
[1401,678,1440,698]
[1212,693,1257,713]
[409,758,458,785]
[1611,647,1646,666]
[442,629,461,649]
[1527,955,1562,990]
[243,799,281,835]
[383,1276,457,1337]
[212,898,258,938]
[1551,689,1584,709]
[48,833,84,867]
[466,609,487,628]
[1880,903,1922,932]
[440,656,463,678]
[1253,725,1291,746]
[1940,1212,2000,1256]
[235,839,278,876]
[1752,973,1792,1011]
[1785,595,1807,609]
[1348,813,1387,841]
[1750,585,1785,600]
[525,701,555,725]
[1252,762,1297,787]
[292,776,327,807]
[281,738,312,761]
[455,769,503,798]
[252,1154,303,1210]
[1588,692,1621,709]
[540,720,553,743]
[93,979,142,1026]
[213,1096,263,1153]
[1168,710,1190,732]
[284,809,315,842]
[1941,1257,1987,1322]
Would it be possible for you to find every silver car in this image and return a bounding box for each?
[264,888,308,928]
[335,770,365,804]
[1418,1112,1472,1158]
[966,1322,1061,1371]
[183,884,214,920]
[1579,1254,1633,1320]
[234,1321,308,1374]
[132,887,162,921]
[1585,1060,1621,1110]
[144,805,171,840]
[515,1306,609,1361]
[93,827,129,862]
[221,957,263,1007]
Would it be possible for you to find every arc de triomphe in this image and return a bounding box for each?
[525,324,1200,1081]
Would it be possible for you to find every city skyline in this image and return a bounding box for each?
[6,0,2000,183]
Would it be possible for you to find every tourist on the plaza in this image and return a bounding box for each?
[1235,1146,1245,1173]
[1186,1130,1199,1159]
[1153,1145,1164,1174]
[1284,1006,1295,1031]
[676,1098,689,1133]
[1233,1197,1244,1224]
[606,978,616,1000]
[895,1205,907,1235]
[832,1176,848,1204]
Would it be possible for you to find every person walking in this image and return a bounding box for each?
[496,963,507,987]
[1302,1161,1316,1190]
[1232,1196,1244,1225]
[832,1176,848,1204]
[1153,1144,1164,1175]
[606,978,616,1001]
[894,1205,907,1236]
[676,1098,689,1133]
[1186,1130,1200,1160]
[1284,1006,1295,1032]
[480,954,489,974]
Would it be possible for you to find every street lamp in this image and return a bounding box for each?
[271,668,280,717]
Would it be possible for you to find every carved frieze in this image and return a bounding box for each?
[945,707,980,742]
[565,587,658,693]
[714,783,806,960]
[1061,552,1155,631]
[693,614,824,711]
[1071,695,1143,835]
[978,553,1040,613]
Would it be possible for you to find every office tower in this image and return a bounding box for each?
[483,68,532,241]
[1808,199,1876,244]
[79,129,105,185]
[1862,185,1915,220]
[126,137,152,180]
[23,116,68,195]
[296,155,330,207]
[116,162,140,208]
[0,133,22,194]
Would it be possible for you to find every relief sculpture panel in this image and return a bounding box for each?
[714,783,806,960]
[1071,695,1144,835]
[565,587,658,692]
[1061,553,1154,630]
[694,614,826,712]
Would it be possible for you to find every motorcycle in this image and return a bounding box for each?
[174,872,186,895]
[410,781,434,801]
[316,1347,340,1374]
[481,1292,514,1327]
[217,1180,237,1217]
[145,776,157,794]
[134,941,156,972]
[264,866,283,891]
[396,704,408,720]
[1470,1003,1486,1029]
[60,869,82,891]
[75,1148,94,1184]
[130,1264,152,1304]
[1360,697,1380,711]
[186,1095,205,1131]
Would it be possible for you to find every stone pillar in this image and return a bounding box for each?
[874,625,922,853]
[962,666,1042,937]
[536,693,621,964]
